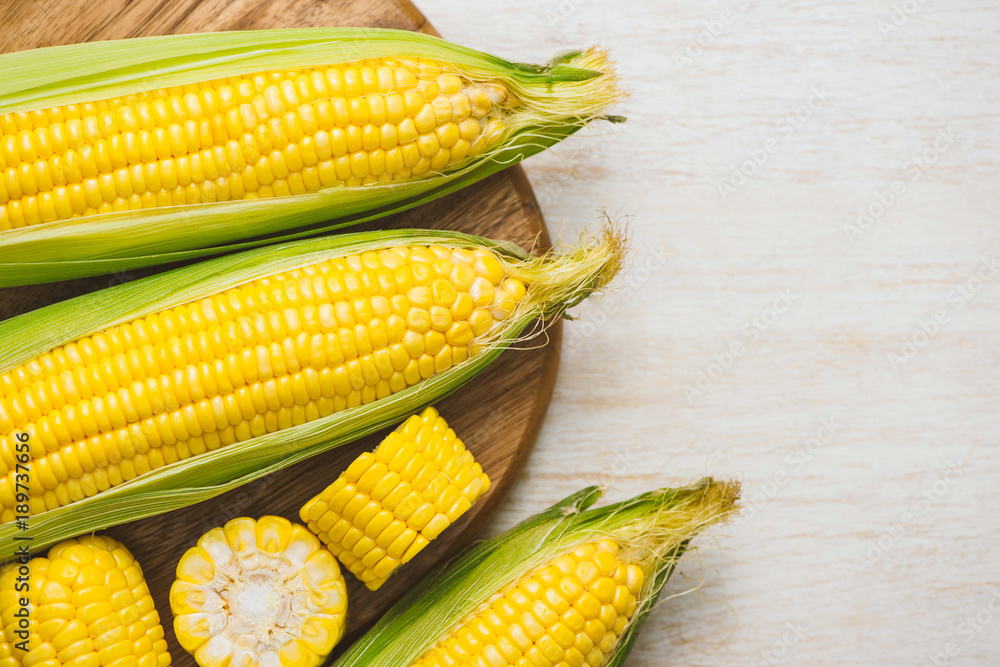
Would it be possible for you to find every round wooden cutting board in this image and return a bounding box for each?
[0,0,561,660]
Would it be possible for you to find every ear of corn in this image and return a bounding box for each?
[0,28,622,286]
[170,516,348,667]
[0,225,625,557]
[334,479,739,667]
[0,535,172,667]
[301,407,490,590]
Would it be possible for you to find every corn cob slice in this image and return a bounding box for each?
[0,535,171,667]
[0,29,623,286]
[170,516,347,667]
[301,407,490,590]
[335,479,740,667]
[0,225,625,556]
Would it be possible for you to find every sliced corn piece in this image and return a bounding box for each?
[0,535,171,667]
[170,516,347,667]
[301,406,490,590]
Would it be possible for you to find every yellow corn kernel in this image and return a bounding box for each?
[300,407,489,590]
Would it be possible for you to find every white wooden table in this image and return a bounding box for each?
[420,1,1000,664]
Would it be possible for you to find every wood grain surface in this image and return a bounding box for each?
[416,1,1000,665]
[0,0,563,661]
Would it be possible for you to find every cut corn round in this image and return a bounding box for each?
[0,226,626,557]
[0,29,623,286]
[301,406,490,590]
[0,535,171,667]
[334,479,740,667]
[170,516,347,667]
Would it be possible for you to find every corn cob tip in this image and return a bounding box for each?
[528,46,625,121]
[566,46,626,106]
[501,218,629,322]
[621,478,740,564]
[479,47,625,159]
[578,46,629,122]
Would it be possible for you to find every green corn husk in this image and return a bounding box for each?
[335,479,740,667]
[0,28,623,286]
[0,225,626,557]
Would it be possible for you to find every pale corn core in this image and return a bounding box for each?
[169,516,347,667]
[0,535,172,667]
[0,57,511,230]
[0,244,527,523]
[410,539,645,667]
[300,406,491,591]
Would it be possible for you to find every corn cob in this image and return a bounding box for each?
[0,535,171,667]
[0,29,622,286]
[411,539,642,667]
[0,225,625,556]
[0,241,522,521]
[170,516,347,667]
[0,62,509,227]
[301,407,490,590]
[335,479,739,667]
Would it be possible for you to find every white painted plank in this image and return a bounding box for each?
[420,0,1000,664]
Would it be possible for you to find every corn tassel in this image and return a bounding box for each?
[334,479,739,667]
[0,225,626,557]
[0,29,623,286]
